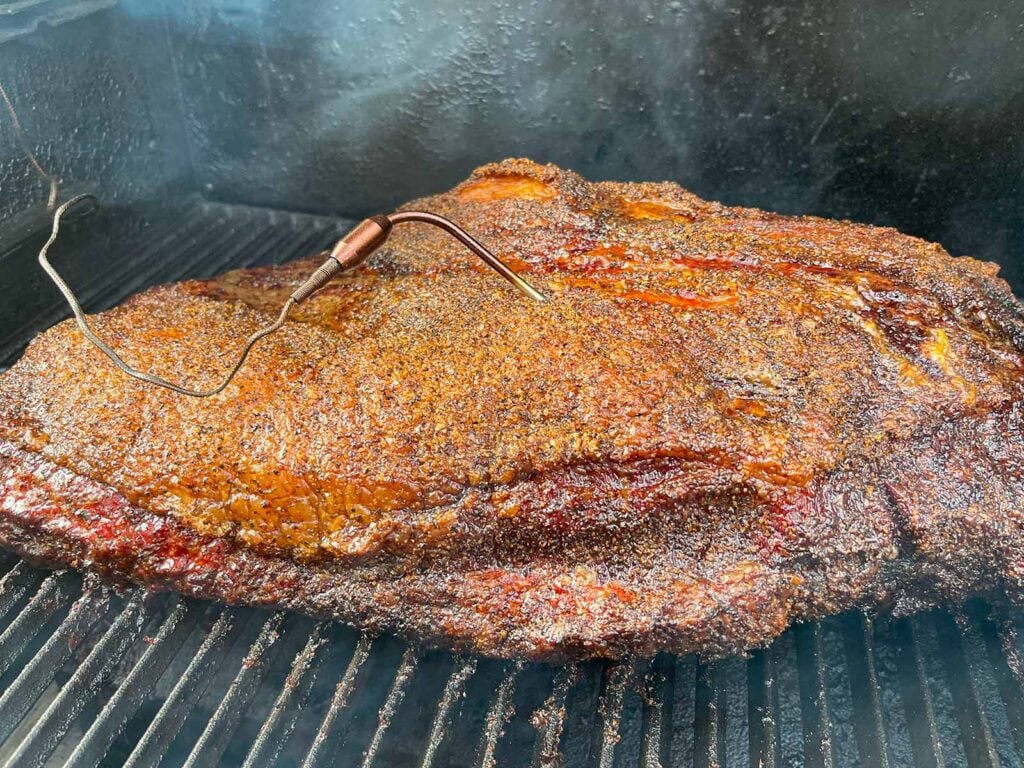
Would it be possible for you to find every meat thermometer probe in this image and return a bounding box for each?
[37,193,546,398]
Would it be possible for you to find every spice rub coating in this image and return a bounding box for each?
[2,159,1024,660]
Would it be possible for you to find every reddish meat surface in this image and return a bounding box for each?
[2,159,1024,660]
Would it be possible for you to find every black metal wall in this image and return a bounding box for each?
[0,1,190,245]
[0,0,1022,288]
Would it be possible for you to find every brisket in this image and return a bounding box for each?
[2,158,1023,660]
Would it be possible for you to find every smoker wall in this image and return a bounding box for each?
[1,0,1022,288]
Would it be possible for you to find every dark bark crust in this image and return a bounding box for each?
[2,159,1023,660]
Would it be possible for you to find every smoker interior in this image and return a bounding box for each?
[0,202,1022,768]
[3,2,1024,767]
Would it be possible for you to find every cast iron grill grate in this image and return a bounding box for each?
[1,200,1023,767]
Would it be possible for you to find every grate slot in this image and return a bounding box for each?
[558,662,604,768]
[976,605,1024,760]
[241,622,329,768]
[181,611,290,768]
[887,617,945,768]
[667,656,698,767]
[0,585,108,747]
[871,616,922,768]
[619,660,651,768]
[719,657,751,768]
[299,633,373,768]
[817,618,859,768]
[0,570,78,677]
[911,613,984,767]
[64,598,198,768]
[748,647,777,768]
[794,623,836,768]
[770,629,808,767]
[122,607,245,768]
[955,606,1020,766]
[931,612,1001,768]
[693,660,721,768]
[837,612,891,768]
[0,593,150,768]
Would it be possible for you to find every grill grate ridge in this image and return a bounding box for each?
[638,657,672,768]
[476,662,522,768]
[747,647,777,768]
[0,560,44,623]
[0,571,78,678]
[532,663,579,768]
[0,585,109,748]
[595,661,634,768]
[931,612,1002,767]
[418,658,479,768]
[299,633,373,768]
[360,647,420,768]
[64,599,199,768]
[240,622,329,768]
[1,594,149,768]
[181,612,289,768]
[123,608,245,768]
[975,605,1024,761]
[837,613,890,768]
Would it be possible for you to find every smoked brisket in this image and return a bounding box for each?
[2,159,1023,660]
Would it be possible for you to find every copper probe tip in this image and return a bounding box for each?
[291,211,546,304]
[329,216,392,270]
